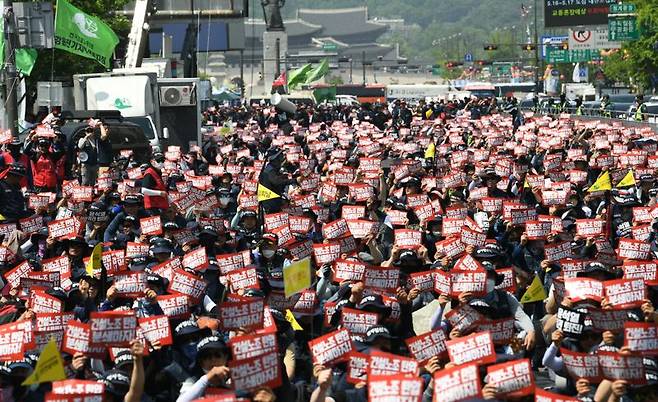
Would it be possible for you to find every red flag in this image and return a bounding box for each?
[272,71,286,88]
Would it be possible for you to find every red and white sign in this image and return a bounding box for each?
[323,219,351,240]
[364,266,400,293]
[229,332,278,361]
[309,328,354,366]
[432,363,482,402]
[368,350,419,378]
[560,348,601,383]
[444,304,484,333]
[486,359,534,398]
[476,318,515,345]
[450,270,487,297]
[341,307,378,337]
[368,375,423,402]
[394,229,422,249]
[347,351,369,384]
[218,298,264,331]
[405,329,448,364]
[564,278,604,302]
[48,217,79,240]
[597,350,646,385]
[535,388,579,402]
[575,219,606,238]
[333,259,367,283]
[140,216,163,236]
[313,242,342,265]
[227,267,260,292]
[182,247,209,271]
[623,322,658,355]
[409,271,435,292]
[138,315,172,346]
[167,269,207,300]
[618,238,651,260]
[156,294,190,319]
[603,278,646,309]
[89,311,137,347]
[446,331,496,366]
[113,271,147,298]
[229,351,281,391]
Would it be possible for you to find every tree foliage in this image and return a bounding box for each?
[601,0,658,91]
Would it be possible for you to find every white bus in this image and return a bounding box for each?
[386,84,451,101]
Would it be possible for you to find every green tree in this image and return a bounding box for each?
[602,0,658,92]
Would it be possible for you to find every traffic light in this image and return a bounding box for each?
[521,44,536,51]
[484,44,498,51]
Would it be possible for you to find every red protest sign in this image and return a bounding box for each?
[167,269,207,300]
[394,229,422,249]
[48,217,79,240]
[333,259,367,283]
[624,322,658,356]
[603,278,646,309]
[535,388,579,402]
[405,329,448,364]
[125,242,150,258]
[368,375,423,402]
[597,350,646,385]
[216,251,251,275]
[156,294,190,319]
[432,363,482,402]
[322,218,351,240]
[138,315,173,346]
[30,290,63,313]
[62,321,106,358]
[229,332,278,361]
[450,270,487,297]
[35,312,75,333]
[182,247,209,271]
[342,205,366,220]
[89,311,137,347]
[140,216,162,236]
[453,254,484,271]
[291,289,318,315]
[575,219,606,238]
[617,238,651,260]
[313,242,342,265]
[444,304,484,333]
[5,260,32,289]
[460,226,486,247]
[347,351,369,384]
[218,297,264,331]
[544,241,572,262]
[341,307,378,338]
[486,358,534,398]
[368,350,419,378]
[264,212,289,231]
[364,266,400,294]
[408,271,435,292]
[308,328,354,366]
[50,379,105,396]
[446,331,496,366]
[564,277,604,302]
[289,215,313,234]
[476,318,515,345]
[589,308,632,333]
[229,351,281,392]
[0,322,29,361]
[560,348,601,383]
[227,267,260,292]
[113,271,147,298]
[345,219,378,239]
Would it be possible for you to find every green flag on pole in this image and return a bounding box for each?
[287,63,312,90]
[16,48,37,76]
[54,0,119,68]
[304,59,329,84]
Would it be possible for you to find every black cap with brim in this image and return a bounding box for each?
[364,325,395,344]
[196,335,228,355]
[356,295,391,317]
[103,370,130,396]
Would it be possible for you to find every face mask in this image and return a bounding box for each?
[262,249,276,259]
[219,197,231,206]
[486,278,497,293]
[432,231,441,237]
[181,341,198,362]
[152,161,163,169]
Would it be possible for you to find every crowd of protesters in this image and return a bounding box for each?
[0,94,655,402]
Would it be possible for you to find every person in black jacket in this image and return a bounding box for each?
[258,148,294,213]
[0,163,29,222]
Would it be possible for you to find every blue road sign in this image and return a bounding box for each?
[464,52,473,63]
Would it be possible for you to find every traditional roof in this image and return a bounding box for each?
[244,18,322,39]
[296,7,388,38]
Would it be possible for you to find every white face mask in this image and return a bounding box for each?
[219,197,231,206]
[262,249,276,259]
[152,161,163,169]
[486,278,497,293]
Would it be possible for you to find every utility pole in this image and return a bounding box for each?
[3,2,18,136]
[239,49,244,98]
[274,38,280,80]
[362,50,366,85]
[533,0,540,95]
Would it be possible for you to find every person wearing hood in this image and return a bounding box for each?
[259,148,295,213]
[0,163,29,222]
[104,195,148,243]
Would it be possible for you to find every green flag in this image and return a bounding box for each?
[54,0,119,68]
[304,59,329,84]
[313,86,336,103]
[16,48,37,76]
[287,63,312,90]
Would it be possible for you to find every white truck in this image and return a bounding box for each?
[73,72,202,151]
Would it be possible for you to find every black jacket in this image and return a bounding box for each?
[0,179,28,221]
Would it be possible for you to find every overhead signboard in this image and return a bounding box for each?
[542,35,568,58]
[544,0,617,28]
[547,47,601,64]
[568,28,621,50]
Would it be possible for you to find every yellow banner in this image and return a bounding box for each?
[257,183,280,202]
[86,242,102,275]
[587,171,612,192]
[22,338,66,385]
[285,309,304,331]
[283,258,311,298]
[520,275,547,304]
[616,170,636,188]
